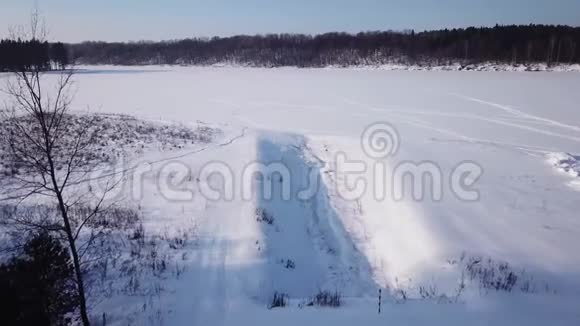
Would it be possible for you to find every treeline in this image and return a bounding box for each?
[0,39,69,71]
[2,25,579,69]
[69,24,580,67]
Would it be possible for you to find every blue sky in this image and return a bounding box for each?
[1,0,579,42]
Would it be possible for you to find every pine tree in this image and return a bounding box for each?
[0,233,79,326]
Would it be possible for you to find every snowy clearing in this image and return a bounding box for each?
[1,66,580,325]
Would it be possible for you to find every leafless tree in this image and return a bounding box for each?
[0,11,116,326]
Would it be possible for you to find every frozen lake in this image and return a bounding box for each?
[3,66,580,325]
[72,66,580,151]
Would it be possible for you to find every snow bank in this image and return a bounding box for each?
[547,152,580,177]
[546,152,580,191]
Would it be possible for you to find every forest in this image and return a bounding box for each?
[1,24,579,69]
[0,39,68,71]
[67,25,580,67]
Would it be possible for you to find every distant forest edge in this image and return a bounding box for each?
[0,40,69,71]
[2,25,580,70]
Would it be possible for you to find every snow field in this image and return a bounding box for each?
[1,66,580,325]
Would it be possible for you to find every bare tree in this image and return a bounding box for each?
[547,36,556,66]
[0,11,116,326]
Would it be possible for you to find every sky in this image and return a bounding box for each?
[1,0,579,43]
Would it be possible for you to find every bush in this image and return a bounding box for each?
[256,208,274,225]
[0,233,79,325]
[268,292,288,309]
[308,290,341,307]
[464,257,519,292]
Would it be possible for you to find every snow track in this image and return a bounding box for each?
[154,131,380,325]
[253,134,376,298]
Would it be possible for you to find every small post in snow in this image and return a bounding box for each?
[378,288,382,314]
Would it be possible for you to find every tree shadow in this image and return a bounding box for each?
[252,134,378,300]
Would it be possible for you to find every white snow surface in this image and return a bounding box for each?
[2,66,580,325]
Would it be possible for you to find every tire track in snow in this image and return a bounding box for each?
[450,93,580,134]
[345,95,580,143]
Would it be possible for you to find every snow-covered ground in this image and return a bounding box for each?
[2,66,580,325]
